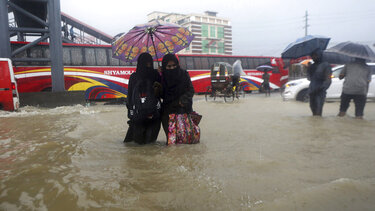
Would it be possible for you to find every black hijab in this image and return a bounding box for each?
[136,53,154,79]
[161,54,189,104]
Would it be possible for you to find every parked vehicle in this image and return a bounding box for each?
[282,63,375,102]
[0,58,20,111]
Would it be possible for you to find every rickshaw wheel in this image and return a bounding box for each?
[235,85,245,99]
[224,89,234,102]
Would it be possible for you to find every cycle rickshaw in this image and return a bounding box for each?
[205,62,245,102]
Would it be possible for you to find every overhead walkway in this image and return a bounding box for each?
[61,12,113,45]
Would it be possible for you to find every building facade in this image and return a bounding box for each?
[148,11,232,55]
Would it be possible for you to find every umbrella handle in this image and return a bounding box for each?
[150,33,160,68]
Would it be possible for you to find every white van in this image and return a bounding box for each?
[0,58,20,111]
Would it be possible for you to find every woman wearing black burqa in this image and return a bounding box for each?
[160,54,195,142]
[124,53,162,144]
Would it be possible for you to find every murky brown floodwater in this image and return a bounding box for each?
[1,93,375,211]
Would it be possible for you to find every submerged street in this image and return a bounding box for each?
[1,94,375,210]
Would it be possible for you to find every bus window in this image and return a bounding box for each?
[62,48,71,65]
[95,48,107,66]
[213,57,222,64]
[254,58,263,67]
[108,49,120,66]
[179,56,187,69]
[71,48,84,65]
[261,58,270,66]
[30,46,43,59]
[85,48,96,66]
[240,58,249,69]
[246,58,256,69]
[201,57,209,69]
[193,57,202,69]
[208,57,216,67]
[220,57,230,63]
[186,56,194,70]
[231,58,238,66]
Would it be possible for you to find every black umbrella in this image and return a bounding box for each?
[322,51,354,64]
[326,41,375,61]
[281,35,330,59]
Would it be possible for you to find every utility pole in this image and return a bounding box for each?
[303,10,309,36]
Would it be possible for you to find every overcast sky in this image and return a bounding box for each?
[60,0,375,56]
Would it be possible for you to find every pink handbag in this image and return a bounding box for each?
[167,113,200,145]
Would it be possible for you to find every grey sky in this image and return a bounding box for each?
[61,0,375,56]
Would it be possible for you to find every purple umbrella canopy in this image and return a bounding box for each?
[112,20,195,62]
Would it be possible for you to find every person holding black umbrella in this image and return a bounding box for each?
[307,48,332,116]
[337,58,372,119]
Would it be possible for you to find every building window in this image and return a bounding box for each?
[195,16,201,22]
[210,41,217,54]
[218,42,224,54]
[201,24,208,37]
[202,17,208,22]
[202,40,209,53]
[166,19,170,22]
[209,18,215,23]
[217,19,222,24]
[209,26,216,38]
[217,27,224,38]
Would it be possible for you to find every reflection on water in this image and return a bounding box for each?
[1,95,375,210]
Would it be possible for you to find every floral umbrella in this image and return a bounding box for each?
[112,20,195,62]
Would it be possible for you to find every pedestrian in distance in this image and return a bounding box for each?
[262,71,271,96]
[124,53,162,144]
[160,54,195,142]
[337,58,371,119]
[70,26,75,41]
[307,48,332,116]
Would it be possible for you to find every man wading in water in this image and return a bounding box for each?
[307,49,332,116]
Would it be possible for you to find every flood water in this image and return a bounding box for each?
[1,94,375,211]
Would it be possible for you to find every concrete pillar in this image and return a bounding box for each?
[0,0,11,58]
[48,0,65,91]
